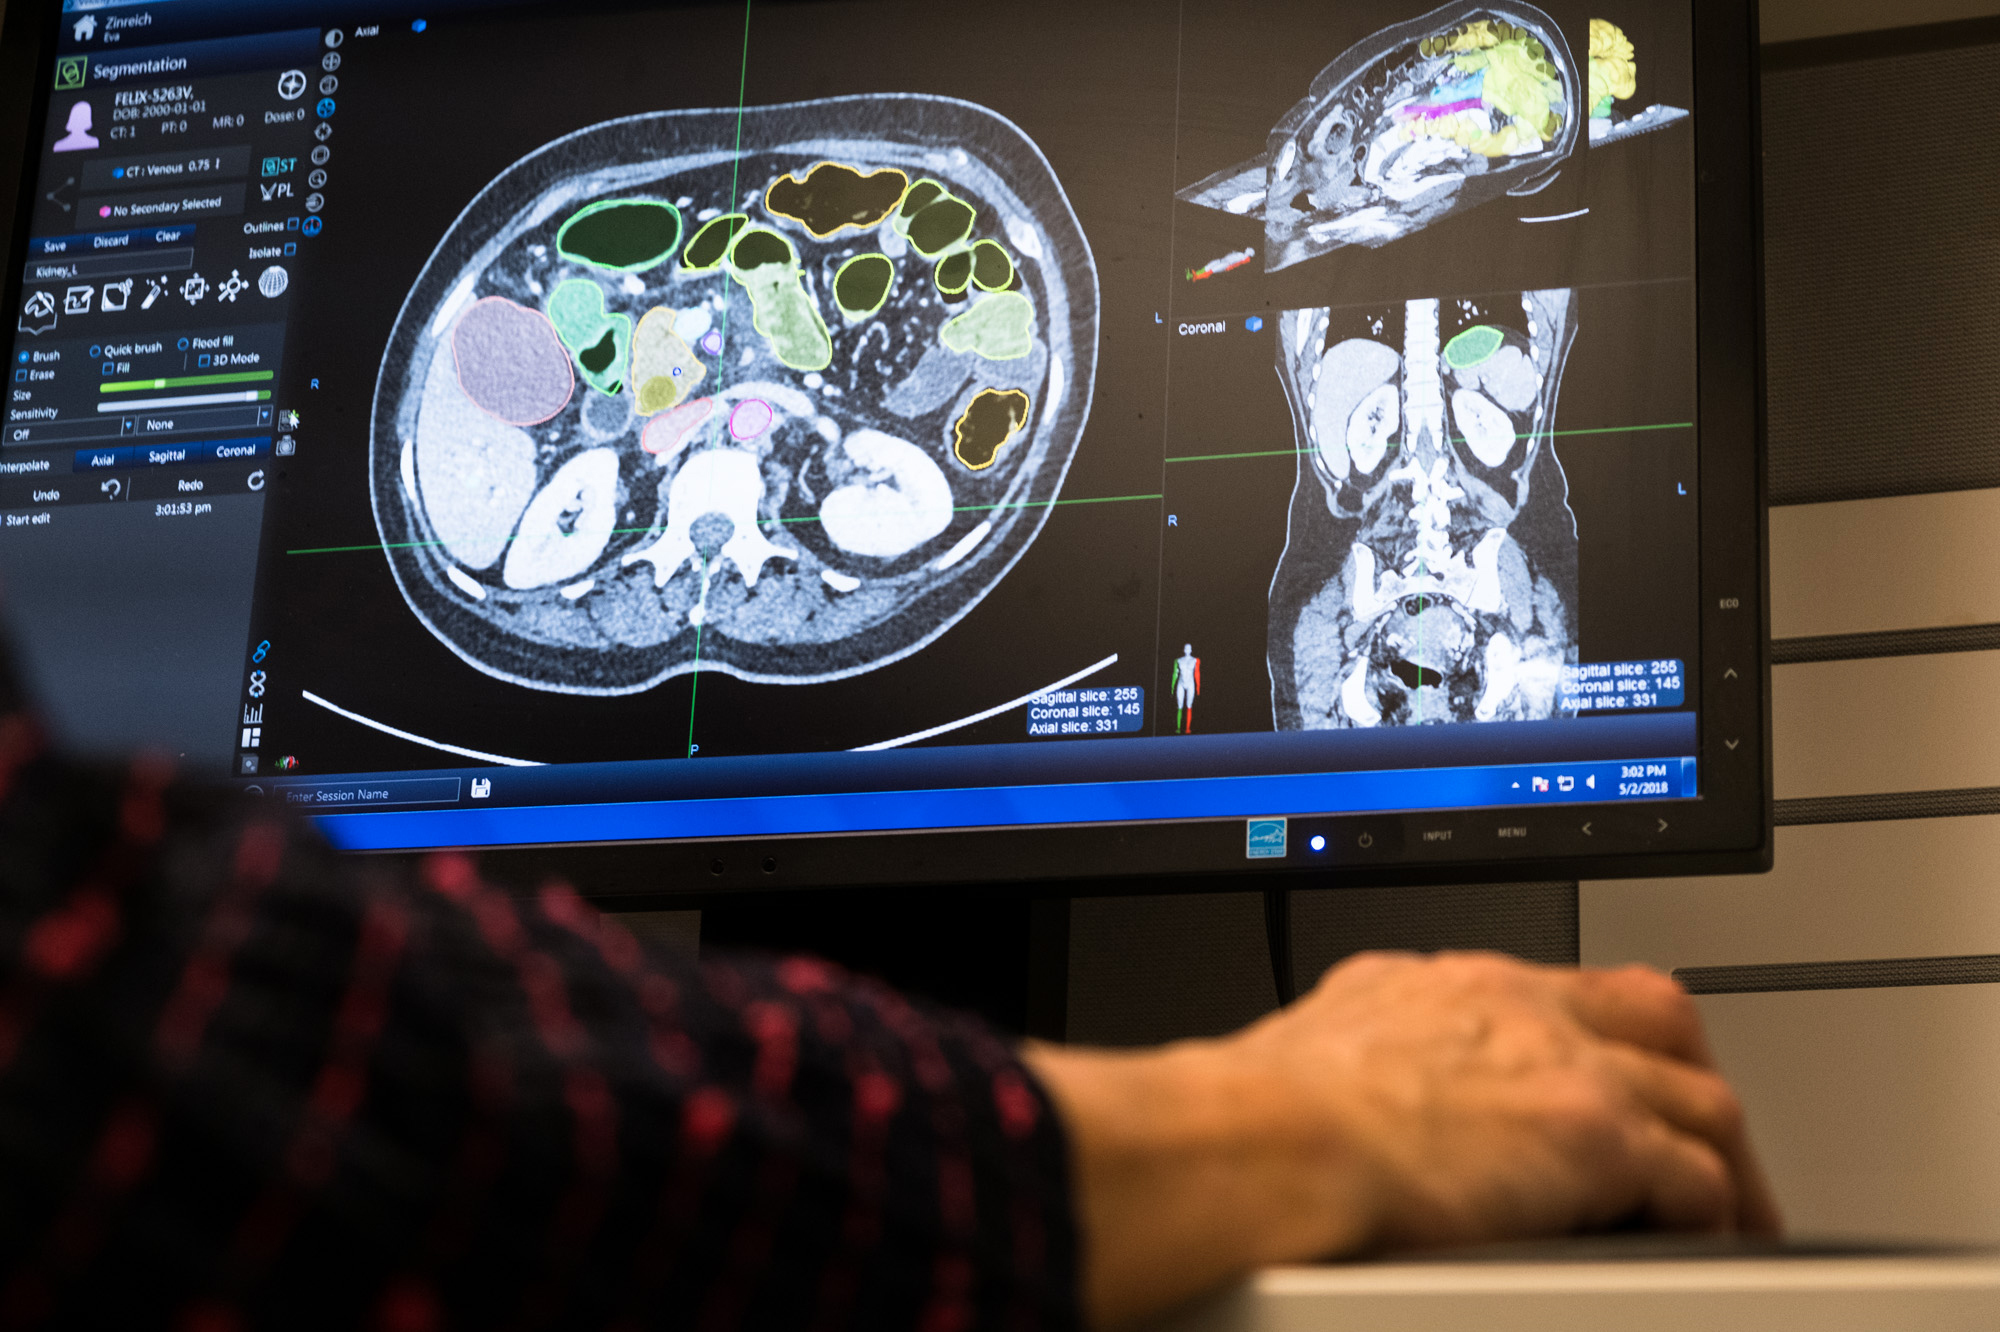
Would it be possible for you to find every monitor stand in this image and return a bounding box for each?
[697,878,1578,1042]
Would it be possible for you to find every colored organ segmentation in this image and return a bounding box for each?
[833,253,896,318]
[556,198,684,273]
[934,250,973,296]
[970,240,1014,291]
[1444,323,1505,369]
[953,389,1031,470]
[1588,19,1637,117]
[630,307,708,414]
[682,213,750,271]
[451,296,574,426]
[726,227,833,371]
[906,194,976,256]
[641,397,713,461]
[1406,20,1565,155]
[941,292,1034,360]
[764,161,910,237]
[547,279,631,396]
[898,178,945,220]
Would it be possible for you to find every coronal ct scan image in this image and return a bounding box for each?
[1176,0,1687,271]
[1267,290,1580,729]
[372,96,1098,695]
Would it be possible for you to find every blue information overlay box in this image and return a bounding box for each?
[1027,686,1144,737]
[1561,660,1686,712]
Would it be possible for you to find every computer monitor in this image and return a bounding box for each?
[0,0,1768,894]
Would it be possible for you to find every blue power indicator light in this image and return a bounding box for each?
[1309,834,1327,853]
[412,18,428,31]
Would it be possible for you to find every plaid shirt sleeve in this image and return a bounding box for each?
[0,688,1080,1330]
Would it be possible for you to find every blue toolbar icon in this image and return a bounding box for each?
[316,98,336,118]
[1245,315,1264,332]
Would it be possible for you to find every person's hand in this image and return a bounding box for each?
[1023,952,1781,1329]
[1233,951,1781,1246]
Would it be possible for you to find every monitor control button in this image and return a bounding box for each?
[1723,666,1740,679]
[1724,737,1740,750]
[1581,821,1592,836]
[1356,832,1373,849]
[1657,818,1670,833]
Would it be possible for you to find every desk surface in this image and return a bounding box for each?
[1154,1252,2000,1332]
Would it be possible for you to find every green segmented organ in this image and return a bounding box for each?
[682,213,750,271]
[897,178,945,220]
[907,195,976,256]
[547,278,631,395]
[556,198,683,273]
[970,239,1014,291]
[934,250,973,296]
[727,227,832,371]
[1444,324,1506,369]
[833,252,896,317]
[941,291,1034,360]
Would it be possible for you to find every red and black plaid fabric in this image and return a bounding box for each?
[0,681,1079,1329]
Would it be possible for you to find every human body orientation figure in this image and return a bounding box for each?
[1172,644,1202,733]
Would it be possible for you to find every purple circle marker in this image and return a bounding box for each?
[728,398,773,442]
[451,296,574,426]
[700,329,724,356]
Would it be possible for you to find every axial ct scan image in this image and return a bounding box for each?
[372,96,1099,695]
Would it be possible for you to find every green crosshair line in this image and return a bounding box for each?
[681,0,756,759]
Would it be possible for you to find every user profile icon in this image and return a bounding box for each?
[53,101,98,153]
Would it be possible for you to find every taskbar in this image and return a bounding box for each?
[295,754,1699,852]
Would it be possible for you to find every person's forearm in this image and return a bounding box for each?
[1022,1039,1375,1330]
